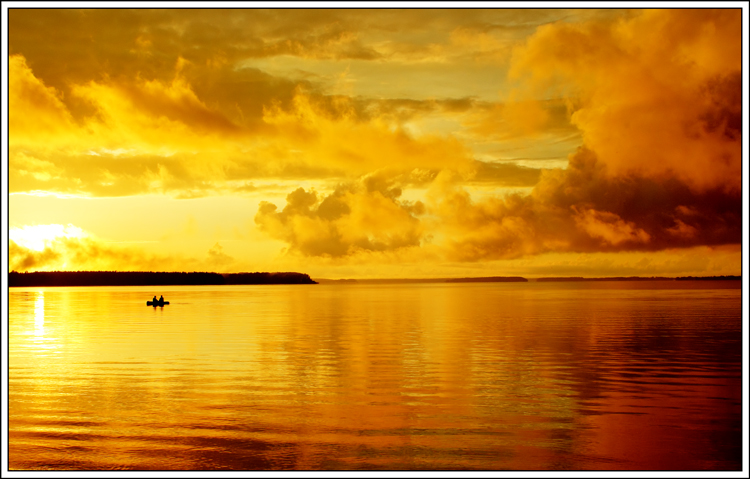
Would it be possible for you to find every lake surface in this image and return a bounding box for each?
[8,281,743,471]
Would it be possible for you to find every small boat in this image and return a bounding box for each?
[147,300,170,306]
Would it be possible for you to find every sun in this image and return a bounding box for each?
[9,224,88,252]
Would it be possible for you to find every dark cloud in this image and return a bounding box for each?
[697,71,742,142]
[432,148,742,261]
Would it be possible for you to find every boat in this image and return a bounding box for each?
[147,300,170,306]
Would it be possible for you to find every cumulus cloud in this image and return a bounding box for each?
[255,173,426,258]
[509,9,741,192]
[260,142,740,263]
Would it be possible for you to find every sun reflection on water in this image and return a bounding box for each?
[28,290,59,353]
[34,291,44,337]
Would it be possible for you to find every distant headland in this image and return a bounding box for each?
[315,276,527,284]
[8,271,317,287]
[537,276,741,282]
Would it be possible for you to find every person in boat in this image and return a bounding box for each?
[153,295,157,303]
[159,295,164,303]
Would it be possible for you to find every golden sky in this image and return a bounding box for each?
[5,7,745,278]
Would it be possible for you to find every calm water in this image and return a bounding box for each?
[8,281,743,471]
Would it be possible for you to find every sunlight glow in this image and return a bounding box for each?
[10,224,88,252]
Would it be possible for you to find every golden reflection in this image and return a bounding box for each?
[8,285,742,470]
[33,291,44,337]
[29,290,58,353]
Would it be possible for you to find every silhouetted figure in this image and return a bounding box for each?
[153,295,157,303]
[159,295,164,303]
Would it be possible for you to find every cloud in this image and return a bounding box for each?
[9,240,64,272]
[259,10,743,263]
[361,9,738,263]
[10,52,491,198]
[9,236,168,272]
[255,173,426,258]
[427,147,741,262]
[259,142,740,264]
[465,160,543,187]
[261,89,476,176]
[207,242,235,267]
[509,9,741,192]
[10,10,577,201]
[572,207,650,246]
[466,97,576,140]
[8,229,243,273]
[9,55,77,144]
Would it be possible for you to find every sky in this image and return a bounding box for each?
[4,5,746,279]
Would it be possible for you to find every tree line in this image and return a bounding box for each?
[8,271,317,287]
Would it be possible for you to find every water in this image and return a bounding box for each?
[8,281,743,471]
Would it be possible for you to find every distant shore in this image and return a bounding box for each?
[8,271,317,287]
[315,277,527,284]
[315,275,741,284]
[536,276,742,282]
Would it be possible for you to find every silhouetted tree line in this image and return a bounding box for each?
[8,271,317,287]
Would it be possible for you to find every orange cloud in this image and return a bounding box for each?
[255,173,426,258]
[262,89,475,175]
[11,52,494,198]
[9,237,243,273]
[509,9,741,192]
[572,207,650,246]
[9,226,239,273]
[9,54,77,144]
[426,147,741,262]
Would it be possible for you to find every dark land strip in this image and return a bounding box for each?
[8,271,317,287]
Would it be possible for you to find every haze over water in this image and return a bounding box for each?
[8,281,742,471]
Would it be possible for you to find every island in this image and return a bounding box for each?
[8,271,318,287]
